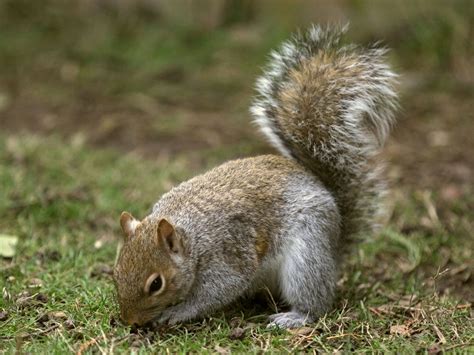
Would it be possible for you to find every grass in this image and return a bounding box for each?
[0,0,473,353]
[0,135,472,353]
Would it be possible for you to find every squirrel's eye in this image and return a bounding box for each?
[145,273,165,296]
[149,275,163,294]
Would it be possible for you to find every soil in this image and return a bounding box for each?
[0,91,264,158]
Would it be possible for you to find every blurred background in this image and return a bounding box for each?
[0,0,472,174]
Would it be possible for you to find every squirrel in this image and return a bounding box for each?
[113,25,398,329]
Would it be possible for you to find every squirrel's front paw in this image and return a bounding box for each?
[267,311,313,329]
[152,312,169,325]
[155,305,195,325]
[155,310,179,325]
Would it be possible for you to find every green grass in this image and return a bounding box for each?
[0,135,472,353]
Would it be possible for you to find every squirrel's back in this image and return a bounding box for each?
[153,154,320,230]
[250,25,398,240]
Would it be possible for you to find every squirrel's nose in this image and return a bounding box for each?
[120,312,141,327]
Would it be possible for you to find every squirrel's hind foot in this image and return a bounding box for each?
[267,311,313,329]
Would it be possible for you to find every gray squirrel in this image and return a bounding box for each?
[113,25,398,329]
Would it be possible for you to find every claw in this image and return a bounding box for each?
[267,311,313,329]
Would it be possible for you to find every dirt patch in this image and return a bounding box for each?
[0,92,260,158]
[387,85,474,190]
[1,73,472,185]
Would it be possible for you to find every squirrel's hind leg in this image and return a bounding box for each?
[268,198,340,329]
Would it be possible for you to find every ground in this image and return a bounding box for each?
[0,1,473,353]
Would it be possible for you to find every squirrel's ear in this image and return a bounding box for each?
[157,218,183,255]
[120,211,140,240]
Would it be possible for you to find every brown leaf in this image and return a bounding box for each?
[50,311,68,320]
[390,324,411,336]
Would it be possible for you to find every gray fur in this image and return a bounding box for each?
[149,159,340,327]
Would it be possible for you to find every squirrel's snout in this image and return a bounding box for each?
[121,311,156,330]
[120,311,142,327]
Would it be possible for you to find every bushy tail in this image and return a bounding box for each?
[250,25,398,240]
